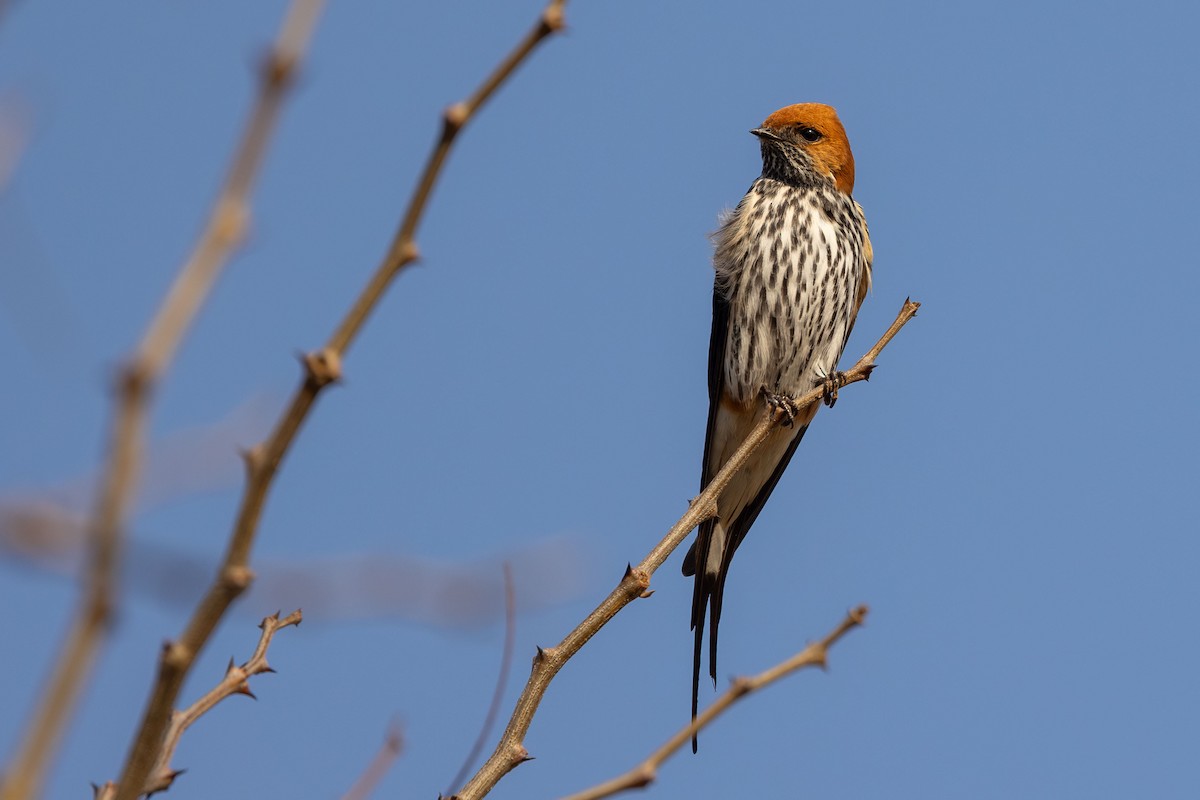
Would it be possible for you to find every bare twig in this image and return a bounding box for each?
[446,564,518,795]
[0,5,324,799]
[92,612,301,798]
[90,612,301,798]
[557,606,869,800]
[340,721,405,800]
[453,299,918,800]
[112,4,568,798]
[151,610,302,795]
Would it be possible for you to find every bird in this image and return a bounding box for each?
[683,103,873,749]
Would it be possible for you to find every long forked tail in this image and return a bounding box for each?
[685,423,809,752]
[686,517,723,753]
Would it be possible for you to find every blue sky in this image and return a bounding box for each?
[2,1,1198,798]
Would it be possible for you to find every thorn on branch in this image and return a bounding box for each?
[443,103,469,136]
[161,641,190,670]
[302,348,342,389]
[508,741,532,765]
[687,495,719,522]
[222,564,256,592]
[630,766,655,789]
[269,609,303,630]
[399,239,420,266]
[148,767,186,795]
[116,358,151,398]
[622,565,650,597]
[541,3,567,33]
[259,47,298,89]
[239,443,266,473]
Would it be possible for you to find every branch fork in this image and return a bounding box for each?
[453,300,917,799]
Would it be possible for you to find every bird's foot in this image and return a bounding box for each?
[765,391,798,427]
[820,370,848,408]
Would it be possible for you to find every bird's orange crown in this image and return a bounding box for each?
[762,103,855,194]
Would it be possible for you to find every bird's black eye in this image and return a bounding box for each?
[798,126,822,143]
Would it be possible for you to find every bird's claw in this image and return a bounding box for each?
[821,371,848,407]
[765,392,798,427]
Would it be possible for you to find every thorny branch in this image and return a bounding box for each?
[111,3,569,798]
[556,606,869,800]
[453,299,919,800]
[91,611,302,800]
[0,3,324,799]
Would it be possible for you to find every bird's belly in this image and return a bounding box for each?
[723,213,858,402]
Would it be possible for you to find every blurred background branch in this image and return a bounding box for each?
[340,721,405,800]
[111,1,568,796]
[0,2,325,797]
[92,611,302,799]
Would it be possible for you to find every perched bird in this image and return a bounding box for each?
[683,103,873,748]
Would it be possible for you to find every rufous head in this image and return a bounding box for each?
[752,103,855,194]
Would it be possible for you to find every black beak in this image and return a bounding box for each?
[750,127,780,142]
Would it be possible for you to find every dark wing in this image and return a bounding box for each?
[684,283,731,578]
[684,282,730,751]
